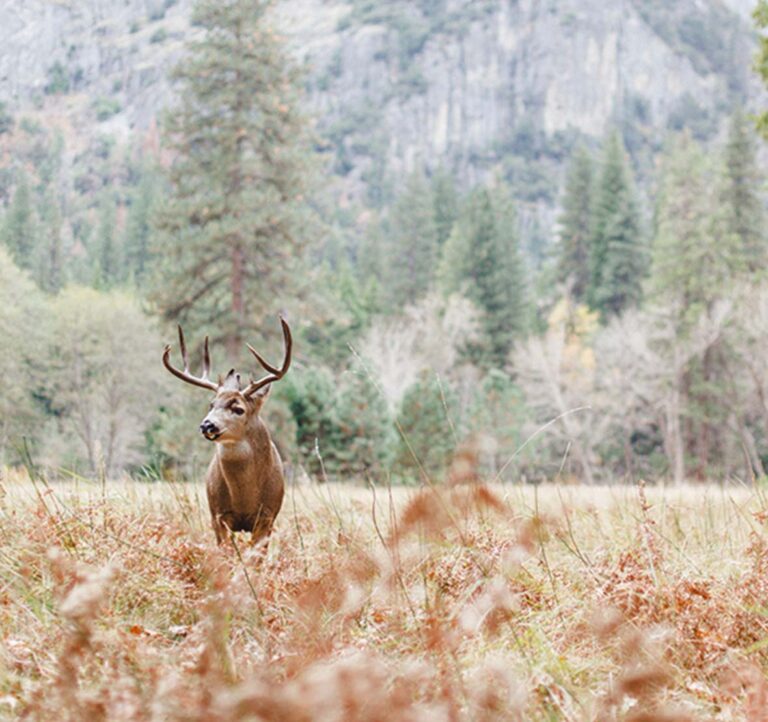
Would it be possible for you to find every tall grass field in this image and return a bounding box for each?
[2,473,768,720]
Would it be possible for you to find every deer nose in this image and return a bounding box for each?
[200,420,219,436]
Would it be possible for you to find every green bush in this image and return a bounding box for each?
[149,28,168,44]
[44,62,70,95]
[280,368,343,477]
[93,97,121,121]
[466,369,525,480]
[393,371,457,483]
[0,102,13,135]
[278,363,394,480]
[335,369,393,480]
[0,249,48,464]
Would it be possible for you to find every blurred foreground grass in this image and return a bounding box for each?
[2,471,768,720]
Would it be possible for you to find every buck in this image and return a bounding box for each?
[162,318,292,547]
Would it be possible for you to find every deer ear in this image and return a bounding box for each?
[221,369,239,391]
[253,384,272,400]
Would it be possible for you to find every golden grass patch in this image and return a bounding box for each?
[1,474,768,720]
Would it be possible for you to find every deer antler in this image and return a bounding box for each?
[243,317,292,397]
[162,325,218,392]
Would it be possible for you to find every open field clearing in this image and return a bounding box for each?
[2,476,768,720]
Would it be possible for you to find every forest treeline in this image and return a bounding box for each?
[2,0,768,484]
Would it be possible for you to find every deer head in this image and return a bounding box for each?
[162,318,292,444]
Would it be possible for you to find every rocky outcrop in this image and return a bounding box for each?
[0,0,760,221]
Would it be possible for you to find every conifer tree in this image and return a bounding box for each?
[431,166,458,248]
[150,0,315,360]
[1,173,38,272]
[589,133,645,320]
[336,368,393,479]
[753,1,768,137]
[37,187,63,293]
[719,110,766,272]
[439,184,528,367]
[393,371,457,482]
[650,134,722,319]
[357,213,387,286]
[556,145,593,303]
[124,164,158,285]
[383,171,439,308]
[467,368,524,477]
[95,193,119,288]
[649,133,733,481]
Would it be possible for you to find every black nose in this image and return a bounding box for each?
[200,421,219,435]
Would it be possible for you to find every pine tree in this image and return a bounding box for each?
[95,193,119,288]
[431,166,458,248]
[439,184,528,367]
[37,187,63,293]
[754,1,768,138]
[650,133,722,320]
[649,133,733,481]
[357,213,387,286]
[1,173,38,271]
[281,367,343,477]
[556,145,593,303]
[719,110,766,273]
[437,216,469,295]
[467,368,524,478]
[150,0,315,360]
[336,368,393,479]
[589,133,645,319]
[393,371,457,483]
[383,171,439,309]
[124,164,158,285]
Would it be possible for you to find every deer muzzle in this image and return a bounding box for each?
[199,420,221,441]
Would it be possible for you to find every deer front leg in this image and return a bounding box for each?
[249,517,275,568]
[213,512,236,546]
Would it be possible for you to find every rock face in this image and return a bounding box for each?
[296,0,757,196]
[0,0,195,138]
[0,0,760,213]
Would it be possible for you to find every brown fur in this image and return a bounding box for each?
[200,387,285,546]
[162,319,292,548]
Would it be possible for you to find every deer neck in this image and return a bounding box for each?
[215,417,272,474]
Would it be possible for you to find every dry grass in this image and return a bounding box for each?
[2,469,768,721]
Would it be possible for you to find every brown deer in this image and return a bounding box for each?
[162,318,292,547]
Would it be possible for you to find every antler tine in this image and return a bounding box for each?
[202,336,212,381]
[243,317,293,397]
[246,344,280,375]
[162,325,219,392]
[178,325,190,373]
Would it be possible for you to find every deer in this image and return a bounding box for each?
[162,318,292,548]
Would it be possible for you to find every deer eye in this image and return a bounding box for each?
[231,407,245,416]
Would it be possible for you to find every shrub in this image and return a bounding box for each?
[335,368,394,479]
[92,97,121,121]
[149,28,168,44]
[280,367,343,477]
[44,62,70,95]
[0,102,13,135]
[393,371,458,483]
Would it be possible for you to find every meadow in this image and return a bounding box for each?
[2,473,768,720]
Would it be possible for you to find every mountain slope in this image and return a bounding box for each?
[0,0,761,247]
